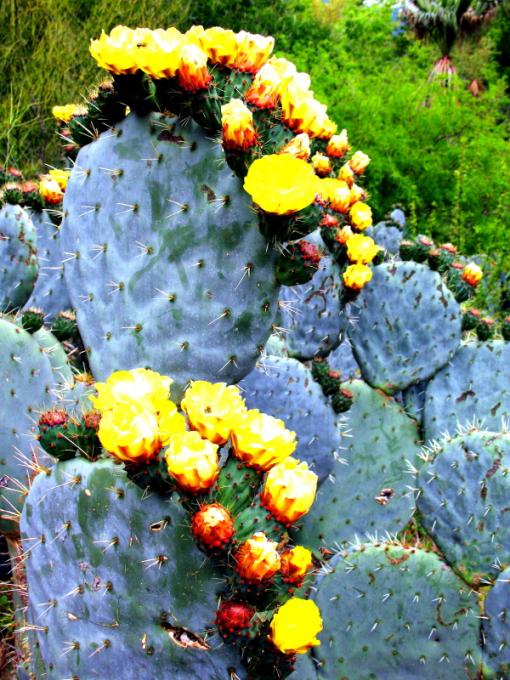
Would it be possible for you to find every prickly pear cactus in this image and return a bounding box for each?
[23,209,71,318]
[31,327,73,384]
[312,543,483,680]
[0,318,57,534]
[417,429,510,586]
[296,380,421,550]
[278,232,345,359]
[423,341,510,441]
[61,112,279,395]
[347,262,461,392]
[239,355,342,482]
[483,566,510,678]
[20,458,246,679]
[0,203,38,311]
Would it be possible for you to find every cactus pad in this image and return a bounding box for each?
[0,204,38,311]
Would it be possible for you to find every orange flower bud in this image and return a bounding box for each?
[178,44,212,92]
[164,430,219,493]
[338,162,355,187]
[326,129,351,158]
[280,546,313,584]
[245,63,281,109]
[311,153,332,177]
[349,150,371,175]
[278,133,311,160]
[261,457,317,524]
[462,262,483,286]
[335,226,353,245]
[343,263,373,290]
[191,503,235,549]
[221,99,258,151]
[39,177,63,205]
[350,183,367,204]
[318,178,351,213]
[235,532,281,582]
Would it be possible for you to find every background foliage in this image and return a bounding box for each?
[0,0,509,265]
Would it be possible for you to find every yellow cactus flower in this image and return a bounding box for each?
[278,133,311,160]
[244,154,318,215]
[349,150,371,175]
[201,26,238,66]
[98,401,163,463]
[52,104,86,123]
[39,177,63,205]
[280,546,313,584]
[326,129,351,158]
[221,99,258,151]
[261,457,317,524]
[232,31,274,72]
[462,262,483,286]
[350,183,367,204]
[234,532,281,582]
[269,598,323,654]
[245,63,281,109]
[281,86,337,139]
[48,169,71,192]
[136,27,184,79]
[89,26,140,75]
[180,380,246,445]
[231,409,297,470]
[177,44,212,92]
[184,25,206,48]
[157,400,187,446]
[269,56,302,83]
[338,162,355,187]
[91,368,173,413]
[346,233,380,265]
[343,263,373,290]
[164,430,219,493]
[318,178,351,213]
[349,201,373,231]
[311,153,332,177]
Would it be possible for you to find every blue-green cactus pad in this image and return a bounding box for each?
[296,381,420,550]
[21,458,246,679]
[417,430,510,586]
[313,544,482,680]
[347,262,461,392]
[423,341,510,441]
[483,566,510,679]
[0,204,38,311]
[61,112,279,396]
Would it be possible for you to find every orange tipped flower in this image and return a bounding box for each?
[98,402,164,463]
[318,178,351,213]
[280,546,313,584]
[349,202,373,231]
[335,226,354,245]
[91,368,173,413]
[326,129,350,158]
[178,44,212,92]
[245,63,281,109]
[221,99,258,151]
[48,169,70,191]
[235,532,281,582]
[281,86,337,139]
[180,380,246,444]
[261,457,317,524]
[232,31,274,72]
[349,150,371,175]
[39,177,63,205]
[350,183,367,204]
[343,263,373,290]
[136,27,183,79]
[269,598,323,654]
[191,503,235,549]
[231,409,297,470]
[312,153,332,177]
[462,262,483,286]
[338,162,355,187]
[278,133,311,160]
[244,154,318,215]
[164,430,219,493]
[346,234,380,264]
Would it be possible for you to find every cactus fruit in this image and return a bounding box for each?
[312,543,482,679]
[423,341,510,441]
[346,262,461,393]
[417,429,510,586]
[0,203,38,311]
[296,380,420,551]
